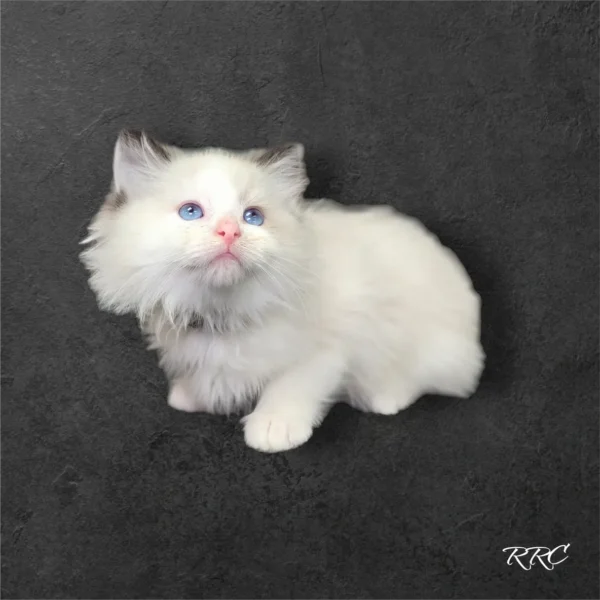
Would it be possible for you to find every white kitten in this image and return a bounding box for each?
[81,131,484,452]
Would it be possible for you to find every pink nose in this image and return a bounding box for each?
[215,218,241,246]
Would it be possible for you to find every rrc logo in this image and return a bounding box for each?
[503,544,570,570]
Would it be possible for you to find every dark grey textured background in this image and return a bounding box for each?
[2,2,598,599]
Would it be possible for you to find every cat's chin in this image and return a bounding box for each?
[202,258,246,287]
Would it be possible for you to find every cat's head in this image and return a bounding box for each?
[80,130,310,319]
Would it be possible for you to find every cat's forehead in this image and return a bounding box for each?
[167,153,261,205]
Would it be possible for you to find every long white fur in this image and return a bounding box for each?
[81,133,484,452]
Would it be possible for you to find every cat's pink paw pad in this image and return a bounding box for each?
[243,410,313,453]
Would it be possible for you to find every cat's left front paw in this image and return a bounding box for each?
[243,410,313,453]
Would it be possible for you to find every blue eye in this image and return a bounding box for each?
[178,202,203,221]
[243,208,264,226]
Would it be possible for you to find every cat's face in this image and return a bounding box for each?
[81,131,309,317]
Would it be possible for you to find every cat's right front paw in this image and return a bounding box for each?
[168,383,201,413]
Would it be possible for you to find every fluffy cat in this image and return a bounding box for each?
[81,130,485,452]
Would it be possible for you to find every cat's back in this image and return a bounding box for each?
[304,198,480,328]
[305,198,437,251]
[305,199,471,284]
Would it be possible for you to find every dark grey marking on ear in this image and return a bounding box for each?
[113,190,127,209]
[254,143,303,167]
[251,143,309,197]
[112,190,128,210]
[113,129,173,196]
[101,189,127,211]
[120,129,171,163]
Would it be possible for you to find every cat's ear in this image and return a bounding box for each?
[251,143,308,198]
[113,130,171,196]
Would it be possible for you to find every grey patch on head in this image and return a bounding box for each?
[253,143,303,167]
[120,129,171,163]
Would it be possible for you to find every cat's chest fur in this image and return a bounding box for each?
[146,308,312,411]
